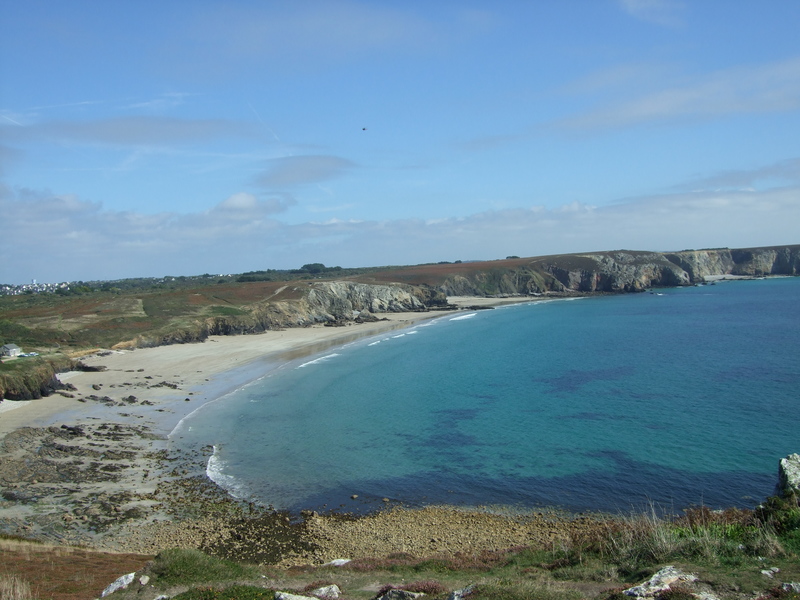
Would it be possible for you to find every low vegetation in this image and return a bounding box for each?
[2,497,797,600]
[132,499,800,599]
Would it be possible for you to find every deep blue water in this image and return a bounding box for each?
[172,278,800,514]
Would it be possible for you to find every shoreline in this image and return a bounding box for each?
[6,296,604,560]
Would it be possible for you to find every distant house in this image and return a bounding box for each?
[1,344,22,357]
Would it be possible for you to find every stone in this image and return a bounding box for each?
[447,584,476,600]
[776,453,800,497]
[100,572,135,597]
[310,584,340,599]
[377,591,425,600]
[275,593,316,600]
[623,566,697,598]
[322,558,351,567]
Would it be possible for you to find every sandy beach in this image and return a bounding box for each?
[1,296,605,563]
[0,311,447,437]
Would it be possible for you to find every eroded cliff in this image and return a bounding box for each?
[436,245,800,296]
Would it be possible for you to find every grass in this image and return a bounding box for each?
[148,549,261,586]
[0,576,35,600]
[0,535,150,600]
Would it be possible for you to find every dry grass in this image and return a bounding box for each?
[0,536,151,600]
[0,576,34,600]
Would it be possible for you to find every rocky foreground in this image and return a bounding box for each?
[0,420,609,566]
[2,418,799,569]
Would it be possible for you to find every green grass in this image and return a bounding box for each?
[171,585,274,600]
[148,549,261,586]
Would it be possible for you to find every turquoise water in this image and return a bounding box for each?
[173,278,800,514]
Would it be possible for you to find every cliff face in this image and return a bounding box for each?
[666,246,800,281]
[544,252,690,292]
[436,245,800,296]
[120,281,446,348]
[306,281,434,317]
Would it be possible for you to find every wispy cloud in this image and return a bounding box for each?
[676,157,800,191]
[556,56,800,131]
[125,93,194,113]
[256,155,356,187]
[0,116,260,147]
[618,0,685,27]
[158,2,444,79]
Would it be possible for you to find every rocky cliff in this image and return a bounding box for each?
[121,281,447,348]
[436,245,800,296]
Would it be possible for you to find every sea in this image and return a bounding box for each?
[170,277,800,515]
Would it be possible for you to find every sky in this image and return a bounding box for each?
[2,0,800,284]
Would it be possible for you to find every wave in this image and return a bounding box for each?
[450,312,477,321]
[296,353,340,369]
[206,445,247,499]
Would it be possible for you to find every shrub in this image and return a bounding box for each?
[149,548,260,586]
[756,496,800,534]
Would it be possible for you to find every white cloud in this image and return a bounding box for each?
[210,192,296,218]
[2,182,797,284]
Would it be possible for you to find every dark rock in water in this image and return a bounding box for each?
[776,453,800,497]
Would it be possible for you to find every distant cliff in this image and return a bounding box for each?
[436,245,800,296]
[120,246,799,347]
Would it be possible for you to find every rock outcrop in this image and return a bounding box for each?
[116,281,446,349]
[776,453,800,497]
[306,281,431,318]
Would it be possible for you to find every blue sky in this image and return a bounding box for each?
[2,0,800,284]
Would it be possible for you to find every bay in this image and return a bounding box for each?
[172,277,800,514]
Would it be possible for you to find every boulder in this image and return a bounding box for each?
[623,566,697,598]
[310,584,340,599]
[100,572,135,597]
[776,453,800,497]
[377,591,425,600]
[275,593,316,600]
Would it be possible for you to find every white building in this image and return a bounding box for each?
[1,344,22,357]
